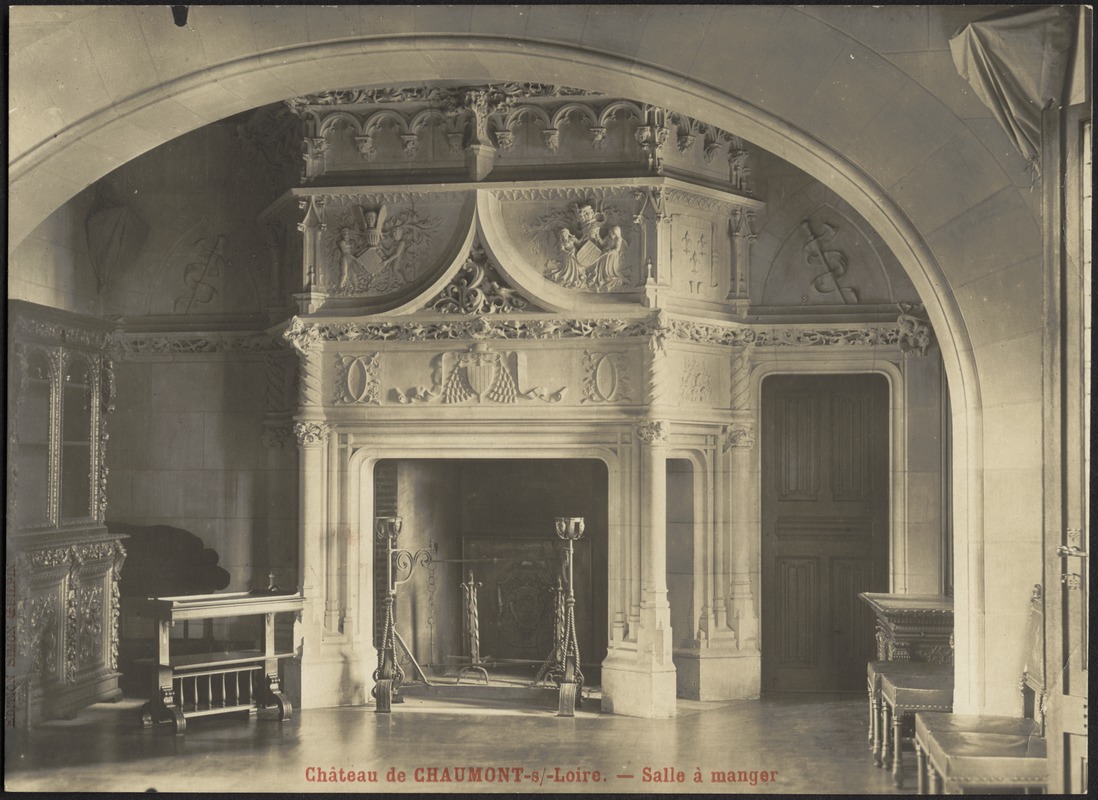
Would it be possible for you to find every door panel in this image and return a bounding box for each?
[762,374,889,691]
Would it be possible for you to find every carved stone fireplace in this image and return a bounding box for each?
[256,82,944,718]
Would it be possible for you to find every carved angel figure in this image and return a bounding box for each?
[326,204,438,296]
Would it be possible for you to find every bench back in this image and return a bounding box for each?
[1020,583,1045,734]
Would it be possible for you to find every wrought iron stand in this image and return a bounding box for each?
[373,516,434,713]
[457,570,491,684]
[533,517,585,717]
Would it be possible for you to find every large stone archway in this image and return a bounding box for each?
[11,6,1049,715]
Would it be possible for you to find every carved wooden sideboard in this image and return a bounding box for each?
[7,301,125,725]
[858,593,954,665]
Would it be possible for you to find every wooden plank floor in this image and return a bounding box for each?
[5,692,915,794]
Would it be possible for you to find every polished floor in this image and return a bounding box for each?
[6,692,914,794]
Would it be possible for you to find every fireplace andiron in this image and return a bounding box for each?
[373,516,434,712]
[533,517,586,716]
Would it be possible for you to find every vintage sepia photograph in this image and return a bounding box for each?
[6,3,1092,794]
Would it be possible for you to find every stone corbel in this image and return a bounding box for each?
[302,137,330,182]
[589,126,608,148]
[494,128,515,152]
[720,421,756,450]
[353,133,377,162]
[635,419,670,446]
[400,133,420,159]
[542,128,561,153]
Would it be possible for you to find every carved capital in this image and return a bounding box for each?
[294,421,331,447]
[635,419,669,445]
[721,421,757,450]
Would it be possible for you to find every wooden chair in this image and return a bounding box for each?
[913,584,1047,794]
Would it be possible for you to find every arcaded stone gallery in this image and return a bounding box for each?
[6,5,1090,795]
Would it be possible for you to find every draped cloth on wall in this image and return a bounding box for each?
[949,6,1075,179]
[85,204,148,293]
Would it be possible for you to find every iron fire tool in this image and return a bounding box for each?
[533,517,586,717]
[372,516,435,713]
[456,570,490,685]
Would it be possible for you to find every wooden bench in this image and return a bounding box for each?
[913,584,1046,794]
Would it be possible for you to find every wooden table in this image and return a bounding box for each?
[858,593,953,665]
[123,591,304,734]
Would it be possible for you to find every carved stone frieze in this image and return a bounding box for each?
[635,419,670,445]
[294,421,331,446]
[334,353,381,405]
[523,200,634,291]
[721,422,757,450]
[581,351,632,404]
[112,332,280,357]
[314,190,469,207]
[427,242,537,314]
[491,186,622,203]
[323,203,441,297]
[662,187,747,215]
[393,343,565,405]
[286,83,596,112]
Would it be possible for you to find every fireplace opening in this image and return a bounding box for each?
[372,458,609,688]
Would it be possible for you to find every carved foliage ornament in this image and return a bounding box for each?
[635,419,669,445]
[524,200,633,292]
[581,351,632,404]
[721,422,757,450]
[335,352,381,405]
[394,343,565,405]
[294,421,332,446]
[428,242,536,315]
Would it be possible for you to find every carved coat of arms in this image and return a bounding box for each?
[324,204,439,296]
[394,343,565,404]
[524,201,632,292]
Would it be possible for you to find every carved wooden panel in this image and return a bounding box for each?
[830,390,874,501]
[776,393,819,500]
[830,557,876,668]
[775,556,818,667]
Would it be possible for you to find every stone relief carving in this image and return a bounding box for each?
[427,241,536,314]
[896,305,934,356]
[13,318,113,351]
[324,204,441,296]
[675,220,714,295]
[680,357,713,403]
[334,353,381,405]
[581,351,632,404]
[800,219,858,305]
[635,419,670,445]
[721,422,757,450]
[393,343,565,405]
[294,421,331,446]
[287,83,596,112]
[523,201,633,291]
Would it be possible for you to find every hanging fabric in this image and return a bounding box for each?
[949,6,1075,180]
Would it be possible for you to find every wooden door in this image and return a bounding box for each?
[761,374,889,691]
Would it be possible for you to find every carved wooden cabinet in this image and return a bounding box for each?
[7,301,125,725]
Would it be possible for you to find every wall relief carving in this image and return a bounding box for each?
[427,241,537,314]
[523,201,634,292]
[393,343,565,405]
[581,351,632,404]
[680,357,713,403]
[324,204,441,296]
[799,219,858,305]
[721,422,757,450]
[334,353,381,405]
[171,233,229,314]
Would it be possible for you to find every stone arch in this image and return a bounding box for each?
[12,11,1025,712]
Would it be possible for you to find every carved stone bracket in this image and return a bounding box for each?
[721,421,757,450]
[294,421,332,446]
[635,419,670,445]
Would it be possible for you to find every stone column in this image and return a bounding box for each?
[601,420,677,718]
[726,345,760,652]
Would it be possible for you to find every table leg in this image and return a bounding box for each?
[892,710,904,786]
[880,702,892,768]
[915,741,926,794]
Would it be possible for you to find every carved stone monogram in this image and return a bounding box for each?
[680,357,713,403]
[324,204,440,296]
[172,233,228,314]
[524,201,633,292]
[581,351,632,404]
[393,343,565,405]
[334,353,381,405]
[427,241,536,315]
[800,219,858,304]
